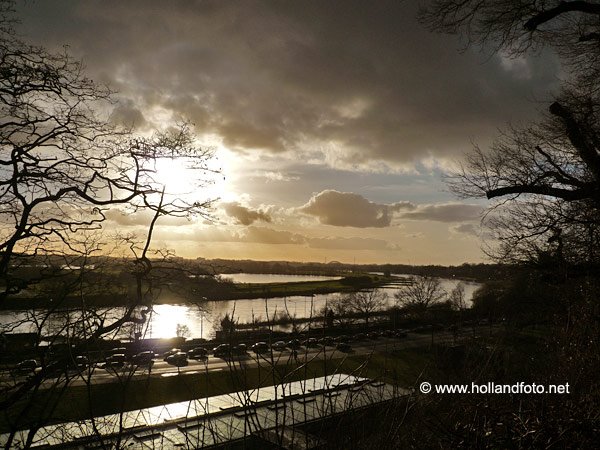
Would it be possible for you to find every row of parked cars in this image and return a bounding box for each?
[205,330,409,359]
[208,337,352,358]
[9,329,410,375]
[10,355,89,377]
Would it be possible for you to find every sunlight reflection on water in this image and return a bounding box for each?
[0,275,481,340]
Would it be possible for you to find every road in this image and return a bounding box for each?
[25,328,479,388]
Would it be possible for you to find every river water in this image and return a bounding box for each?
[0,273,481,341]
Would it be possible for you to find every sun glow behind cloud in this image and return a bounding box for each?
[14,0,558,264]
[151,142,241,208]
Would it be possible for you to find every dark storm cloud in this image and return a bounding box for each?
[222,202,272,225]
[15,0,560,168]
[298,190,415,228]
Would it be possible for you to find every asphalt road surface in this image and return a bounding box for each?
[11,327,484,389]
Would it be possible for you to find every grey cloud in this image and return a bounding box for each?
[109,100,148,130]
[157,225,399,250]
[298,190,482,226]
[451,223,479,236]
[308,236,398,251]
[401,204,483,223]
[222,202,272,225]
[105,209,190,227]
[159,226,305,245]
[254,171,300,182]
[15,1,560,170]
[219,121,285,153]
[240,227,304,245]
[452,222,497,240]
[298,190,414,228]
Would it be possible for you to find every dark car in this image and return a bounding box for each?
[333,335,349,344]
[251,342,269,354]
[287,339,301,349]
[108,347,127,356]
[13,359,37,376]
[187,347,208,360]
[104,354,126,370]
[354,333,366,341]
[45,359,69,376]
[271,341,287,351]
[132,351,155,365]
[302,338,319,348]
[72,355,88,370]
[395,330,408,338]
[336,343,352,353]
[318,337,334,347]
[213,344,232,358]
[233,343,248,355]
[165,352,188,367]
[109,353,126,363]
[162,348,182,361]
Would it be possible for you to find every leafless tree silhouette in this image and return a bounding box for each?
[422,1,600,266]
[0,2,218,446]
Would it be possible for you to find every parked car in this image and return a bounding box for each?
[100,353,126,371]
[233,343,248,355]
[213,344,232,358]
[302,338,319,348]
[318,337,334,346]
[105,354,126,370]
[46,359,69,376]
[333,335,349,344]
[108,347,127,356]
[72,355,88,370]
[162,348,182,361]
[132,351,155,365]
[271,341,287,351]
[165,352,188,367]
[287,339,301,349]
[187,347,208,360]
[251,342,269,354]
[107,353,126,363]
[13,359,37,375]
[354,333,366,341]
[336,343,352,353]
[395,330,408,338]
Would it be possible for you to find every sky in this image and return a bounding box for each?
[15,0,562,265]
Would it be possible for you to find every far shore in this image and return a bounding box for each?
[0,275,399,311]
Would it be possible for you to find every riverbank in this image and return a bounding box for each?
[0,274,396,310]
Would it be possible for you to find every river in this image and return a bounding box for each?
[0,273,481,341]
